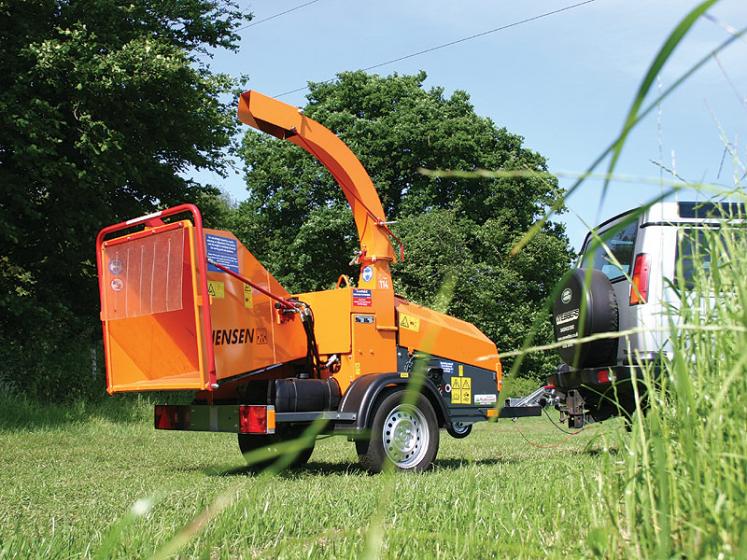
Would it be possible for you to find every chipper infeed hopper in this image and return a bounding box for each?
[96,90,530,472]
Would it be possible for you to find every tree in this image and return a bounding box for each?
[0,0,246,398]
[236,71,573,379]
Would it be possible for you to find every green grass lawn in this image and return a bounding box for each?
[0,399,618,559]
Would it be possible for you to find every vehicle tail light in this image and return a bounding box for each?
[629,253,651,305]
[239,405,276,434]
[596,369,611,384]
[154,405,191,430]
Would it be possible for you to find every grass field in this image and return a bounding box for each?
[0,397,620,559]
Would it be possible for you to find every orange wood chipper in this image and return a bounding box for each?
[96,90,532,472]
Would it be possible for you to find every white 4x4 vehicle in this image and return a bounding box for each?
[547,201,744,428]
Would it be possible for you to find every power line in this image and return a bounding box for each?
[274,0,598,98]
[237,0,323,31]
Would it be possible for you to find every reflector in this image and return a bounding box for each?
[154,405,190,430]
[239,405,275,434]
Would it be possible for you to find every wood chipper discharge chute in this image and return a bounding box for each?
[96,90,533,473]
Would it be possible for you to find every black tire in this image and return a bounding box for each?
[238,426,315,470]
[356,391,439,473]
[446,421,472,439]
[552,268,619,368]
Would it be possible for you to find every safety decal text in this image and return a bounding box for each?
[398,313,420,332]
[352,289,372,307]
[451,376,472,405]
[206,234,239,273]
[439,360,454,374]
[207,280,224,299]
[243,285,253,308]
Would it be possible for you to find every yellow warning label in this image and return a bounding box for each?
[400,371,409,378]
[451,376,472,405]
[398,313,420,332]
[355,362,361,376]
[207,280,224,299]
[458,364,464,376]
[243,284,253,308]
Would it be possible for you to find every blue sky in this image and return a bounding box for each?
[191,0,747,250]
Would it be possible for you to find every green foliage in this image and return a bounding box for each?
[0,337,105,401]
[0,0,246,399]
[236,71,573,377]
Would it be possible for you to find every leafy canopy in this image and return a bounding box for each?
[0,0,246,398]
[235,71,573,378]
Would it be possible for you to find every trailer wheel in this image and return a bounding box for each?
[357,391,439,473]
[446,421,472,439]
[238,428,315,470]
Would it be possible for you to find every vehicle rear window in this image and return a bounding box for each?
[676,228,730,290]
[677,202,745,219]
[581,220,638,281]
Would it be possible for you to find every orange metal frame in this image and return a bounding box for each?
[96,204,216,391]
[238,91,399,285]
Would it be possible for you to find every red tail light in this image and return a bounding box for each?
[154,405,190,430]
[596,369,610,384]
[239,405,276,434]
[629,253,650,305]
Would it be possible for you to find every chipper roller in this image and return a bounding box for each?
[96,90,522,472]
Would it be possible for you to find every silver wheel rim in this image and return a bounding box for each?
[382,403,429,468]
[452,421,470,435]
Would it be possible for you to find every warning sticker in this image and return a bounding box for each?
[207,280,224,299]
[450,376,472,405]
[206,234,239,273]
[243,284,253,308]
[439,360,454,374]
[352,289,372,307]
[398,313,420,332]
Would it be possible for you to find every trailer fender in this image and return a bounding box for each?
[336,373,450,434]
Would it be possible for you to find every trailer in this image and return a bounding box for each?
[96,90,539,472]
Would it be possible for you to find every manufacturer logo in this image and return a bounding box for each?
[561,288,573,304]
[212,328,266,346]
[555,309,579,325]
[361,266,373,283]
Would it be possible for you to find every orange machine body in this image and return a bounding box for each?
[97,90,502,403]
